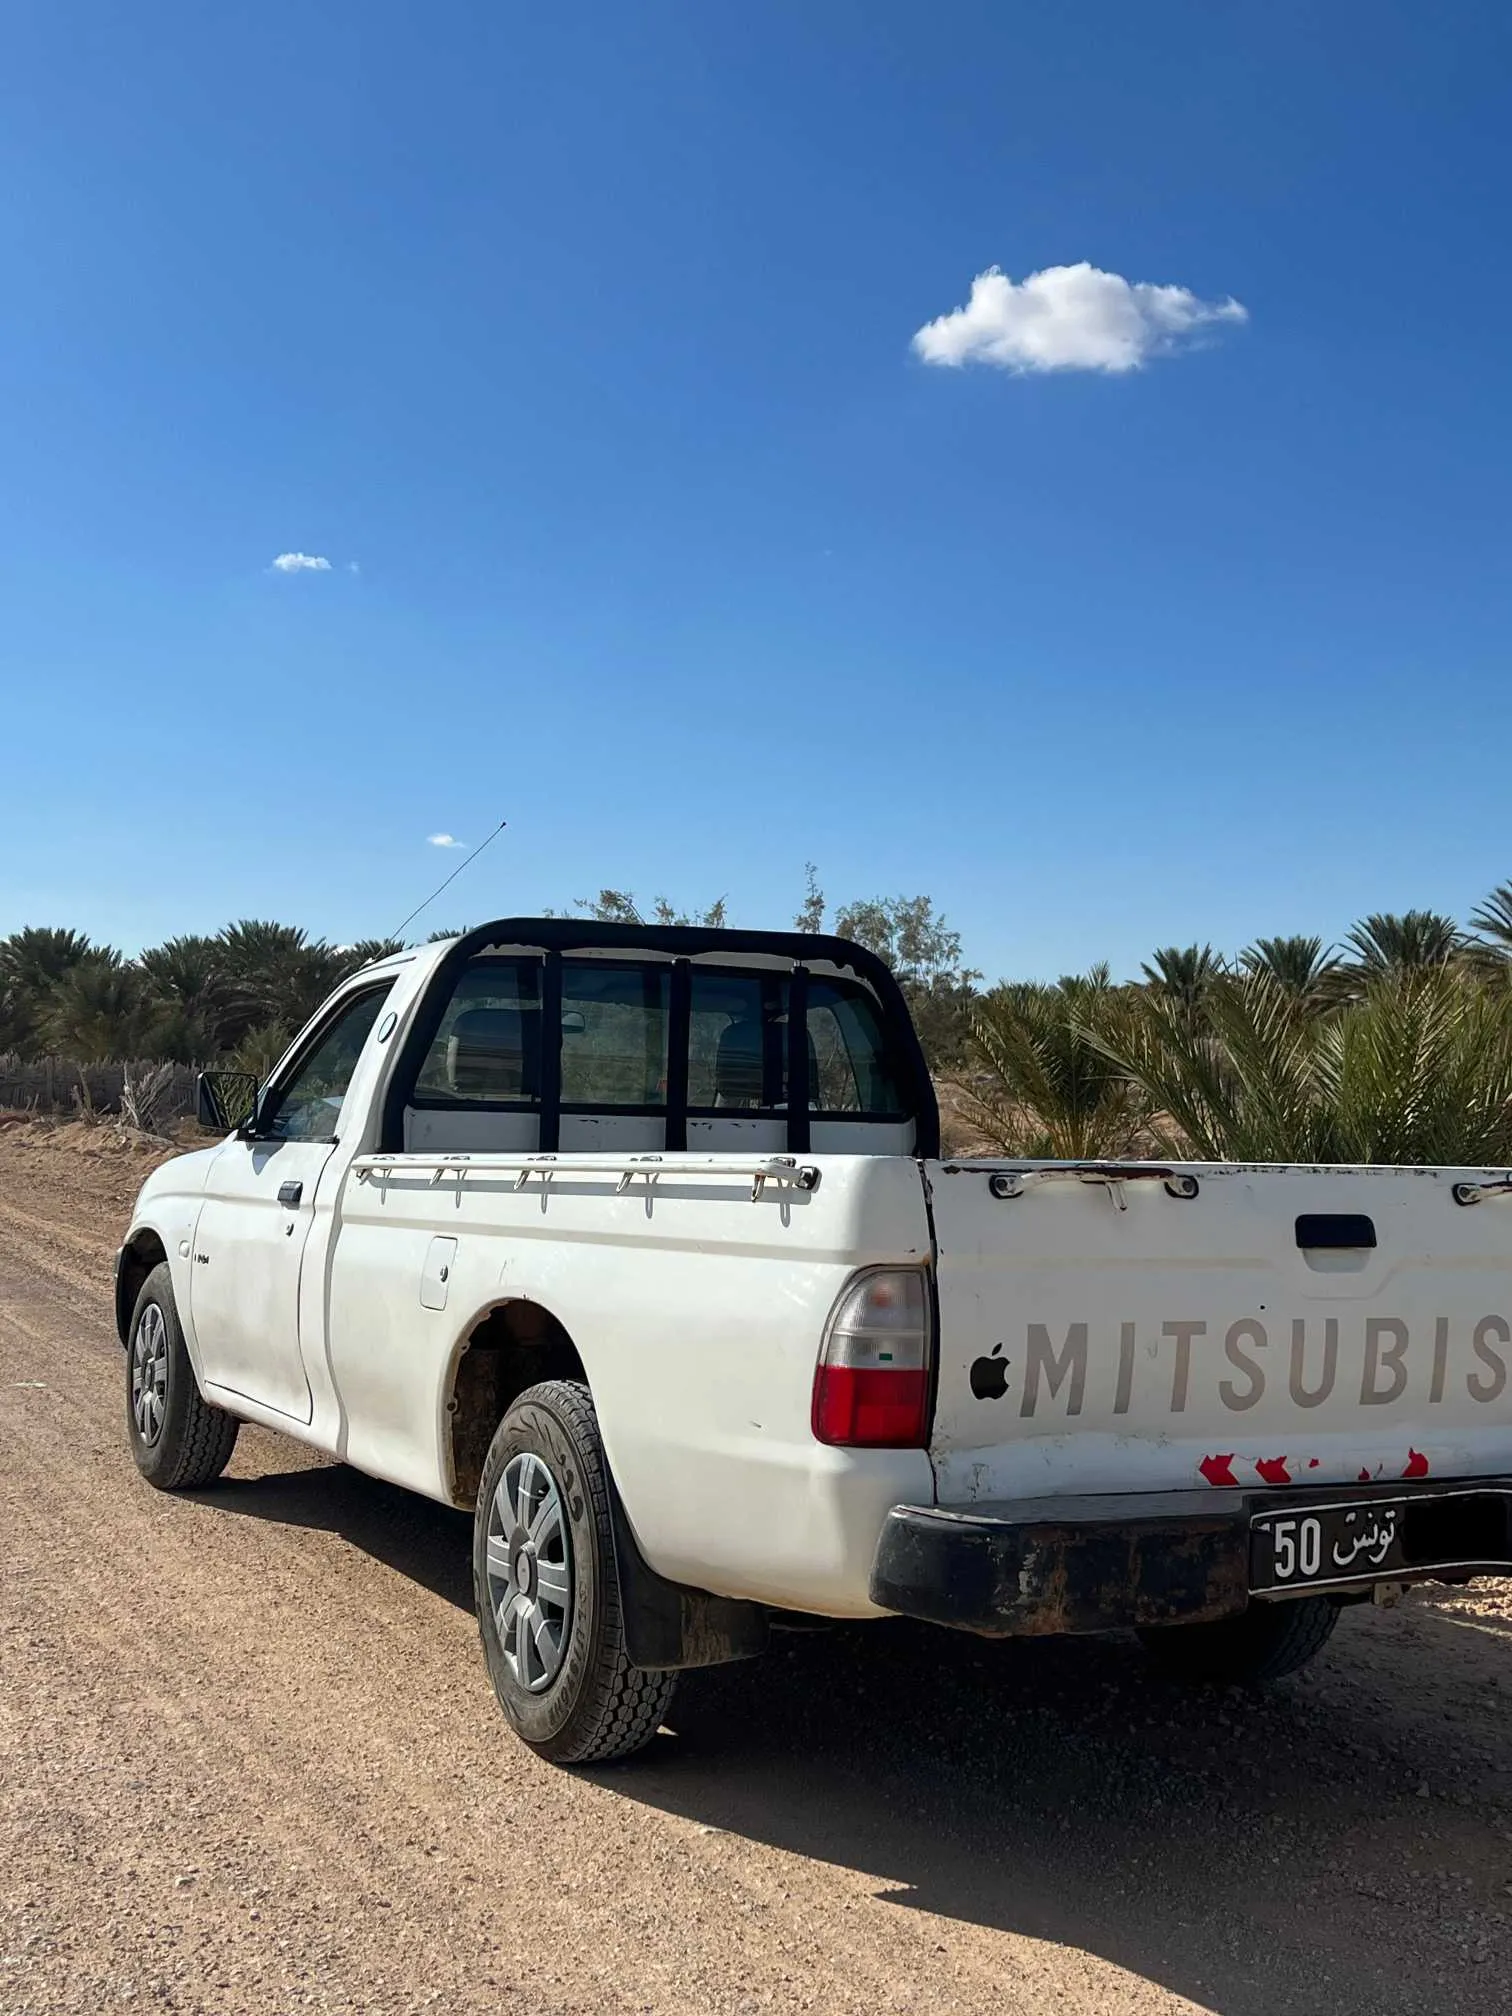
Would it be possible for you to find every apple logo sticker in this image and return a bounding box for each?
[969,1343,1010,1400]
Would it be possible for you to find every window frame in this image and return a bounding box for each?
[380,919,939,1158]
[253,978,398,1146]
[406,954,542,1115]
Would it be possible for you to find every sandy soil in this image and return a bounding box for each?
[2,1125,1510,2015]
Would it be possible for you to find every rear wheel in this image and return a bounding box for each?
[1137,1595,1340,1684]
[126,1263,240,1490]
[473,1379,676,1764]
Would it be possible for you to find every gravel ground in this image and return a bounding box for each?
[1,1127,1510,2015]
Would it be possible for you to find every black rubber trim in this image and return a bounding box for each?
[869,1476,1512,1638]
[786,963,810,1156]
[664,959,691,1152]
[538,951,563,1154]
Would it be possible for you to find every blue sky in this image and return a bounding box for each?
[2,2,1509,983]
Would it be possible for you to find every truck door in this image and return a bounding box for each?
[191,982,394,1421]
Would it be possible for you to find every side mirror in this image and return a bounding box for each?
[560,1010,587,1037]
[197,1069,261,1134]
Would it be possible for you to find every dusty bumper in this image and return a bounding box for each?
[868,1480,1512,1637]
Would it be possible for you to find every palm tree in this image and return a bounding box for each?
[1239,934,1342,1007]
[1141,945,1223,1027]
[1091,967,1512,1166]
[40,958,154,1063]
[0,926,102,1056]
[216,921,349,1042]
[139,933,232,1058]
[1468,883,1512,972]
[1343,910,1464,977]
[962,967,1145,1158]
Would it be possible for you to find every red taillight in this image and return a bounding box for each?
[812,1365,930,1447]
[812,1268,932,1449]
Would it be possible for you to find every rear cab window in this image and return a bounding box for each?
[397,931,925,1156]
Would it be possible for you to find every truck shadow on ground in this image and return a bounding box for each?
[634,1611,1512,2016]
[206,1456,1511,2016]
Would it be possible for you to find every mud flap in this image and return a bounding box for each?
[606,1480,770,1671]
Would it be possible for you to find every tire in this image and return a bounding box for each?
[1138,1594,1340,1685]
[126,1262,241,1490]
[473,1379,677,1765]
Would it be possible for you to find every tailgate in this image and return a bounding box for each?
[926,1161,1512,1504]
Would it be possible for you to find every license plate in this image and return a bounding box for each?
[1250,1498,1411,1593]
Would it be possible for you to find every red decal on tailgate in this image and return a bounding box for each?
[1403,1448,1430,1479]
[1255,1456,1291,1485]
[1199,1453,1238,1487]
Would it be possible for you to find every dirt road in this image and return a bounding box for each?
[2,1130,1511,2015]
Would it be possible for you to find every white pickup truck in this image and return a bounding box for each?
[116,919,1512,1762]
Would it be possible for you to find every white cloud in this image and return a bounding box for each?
[427,833,465,849]
[911,262,1248,375]
[271,551,332,573]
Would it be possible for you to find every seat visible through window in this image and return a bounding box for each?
[445,1007,539,1100]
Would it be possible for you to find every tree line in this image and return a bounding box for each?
[964,889,1512,1167]
[3,880,1511,1164]
[0,876,975,1082]
[0,923,409,1078]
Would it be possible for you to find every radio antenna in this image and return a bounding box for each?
[391,819,509,941]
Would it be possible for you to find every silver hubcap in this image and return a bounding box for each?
[485,1451,573,1693]
[130,1304,169,1447]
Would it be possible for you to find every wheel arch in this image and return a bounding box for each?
[443,1297,588,1510]
[115,1227,169,1346]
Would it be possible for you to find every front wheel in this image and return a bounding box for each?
[1137,1594,1340,1684]
[473,1379,676,1764]
[126,1262,240,1490]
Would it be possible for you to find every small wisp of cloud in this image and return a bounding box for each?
[912,261,1247,375]
[427,833,465,849]
[271,552,333,573]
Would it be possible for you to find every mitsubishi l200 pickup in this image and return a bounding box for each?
[115,920,1512,1761]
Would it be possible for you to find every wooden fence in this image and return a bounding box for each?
[0,1057,199,1124]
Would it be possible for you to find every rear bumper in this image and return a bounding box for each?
[868,1478,1512,1637]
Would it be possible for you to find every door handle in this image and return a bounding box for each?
[277,1180,304,1209]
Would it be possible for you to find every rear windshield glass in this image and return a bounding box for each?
[411,956,904,1116]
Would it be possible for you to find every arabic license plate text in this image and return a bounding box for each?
[1250,1500,1410,1592]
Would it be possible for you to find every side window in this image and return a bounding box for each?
[807,979,905,1115]
[687,969,904,1115]
[413,957,541,1106]
[259,985,395,1143]
[561,962,669,1108]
